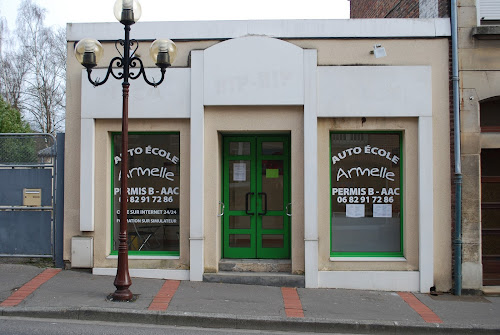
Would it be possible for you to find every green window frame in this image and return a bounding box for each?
[111,132,180,256]
[330,131,403,258]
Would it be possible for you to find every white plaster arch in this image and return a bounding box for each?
[203,36,304,106]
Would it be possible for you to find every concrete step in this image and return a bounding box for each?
[203,271,305,288]
[218,259,292,273]
[483,286,500,296]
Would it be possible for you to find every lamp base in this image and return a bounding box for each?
[110,288,134,302]
[107,290,136,302]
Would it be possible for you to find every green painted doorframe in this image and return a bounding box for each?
[222,135,291,259]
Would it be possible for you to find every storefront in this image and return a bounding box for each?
[65,19,452,292]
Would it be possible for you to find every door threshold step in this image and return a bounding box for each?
[203,271,304,288]
[483,286,500,296]
[219,259,292,273]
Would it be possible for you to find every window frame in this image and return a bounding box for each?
[110,131,181,257]
[329,130,404,258]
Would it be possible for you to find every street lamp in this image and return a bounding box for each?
[74,0,177,301]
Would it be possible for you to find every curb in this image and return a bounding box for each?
[1,307,500,334]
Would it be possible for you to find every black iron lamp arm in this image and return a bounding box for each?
[129,56,167,87]
[86,57,124,87]
[85,57,168,88]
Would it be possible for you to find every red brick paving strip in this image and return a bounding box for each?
[398,292,443,323]
[281,287,304,318]
[0,268,61,307]
[148,280,180,311]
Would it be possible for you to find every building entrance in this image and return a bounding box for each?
[222,135,291,259]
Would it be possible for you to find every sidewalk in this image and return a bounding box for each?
[1,264,499,334]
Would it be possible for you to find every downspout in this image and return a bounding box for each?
[451,0,462,296]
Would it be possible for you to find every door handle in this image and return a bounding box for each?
[258,192,267,215]
[286,203,292,217]
[217,201,225,217]
[245,192,254,215]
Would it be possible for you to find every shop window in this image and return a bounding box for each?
[480,98,500,132]
[111,132,180,256]
[330,132,403,257]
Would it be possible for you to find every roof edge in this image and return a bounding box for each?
[67,18,451,42]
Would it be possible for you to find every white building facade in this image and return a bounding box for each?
[65,19,452,292]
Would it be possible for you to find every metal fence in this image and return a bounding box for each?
[0,133,57,257]
[0,133,56,165]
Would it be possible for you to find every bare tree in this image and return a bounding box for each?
[0,0,65,134]
[0,51,29,111]
[0,16,4,55]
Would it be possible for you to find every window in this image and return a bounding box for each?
[111,132,180,256]
[480,98,500,132]
[479,0,500,22]
[330,132,403,257]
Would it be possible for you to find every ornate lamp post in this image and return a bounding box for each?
[74,0,177,301]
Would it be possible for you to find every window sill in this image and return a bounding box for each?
[330,257,407,262]
[472,25,500,40]
[107,255,180,260]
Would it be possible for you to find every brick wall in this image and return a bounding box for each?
[420,0,438,17]
[350,0,419,18]
[438,0,450,18]
[350,0,449,18]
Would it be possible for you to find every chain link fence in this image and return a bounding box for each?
[0,133,56,165]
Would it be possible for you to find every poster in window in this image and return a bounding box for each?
[331,132,402,255]
[112,133,180,253]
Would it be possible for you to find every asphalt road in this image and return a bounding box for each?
[0,316,356,335]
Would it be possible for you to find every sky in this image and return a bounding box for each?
[0,0,350,31]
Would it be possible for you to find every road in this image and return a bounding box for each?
[0,316,356,335]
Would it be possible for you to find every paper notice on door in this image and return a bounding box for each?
[373,204,392,218]
[346,204,365,218]
[233,163,246,181]
[266,169,279,178]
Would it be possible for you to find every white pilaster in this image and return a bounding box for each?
[190,50,205,281]
[304,49,319,288]
[80,118,95,231]
[419,116,434,292]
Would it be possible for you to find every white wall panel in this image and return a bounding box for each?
[81,68,190,119]
[318,66,432,117]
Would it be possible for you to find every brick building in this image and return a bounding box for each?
[350,0,449,19]
[351,0,500,294]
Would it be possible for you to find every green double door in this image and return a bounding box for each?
[222,135,291,259]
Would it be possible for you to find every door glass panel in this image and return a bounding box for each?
[482,208,500,229]
[482,233,500,255]
[482,182,500,202]
[229,234,251,248]
[481,149,500,176]
[262,142,284,155]
[229,216,251,229]
[229,142,251,156]
[262,234,284,248]
[261,160,283,211]
[229,160,251,211]
[262,216,283,230]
